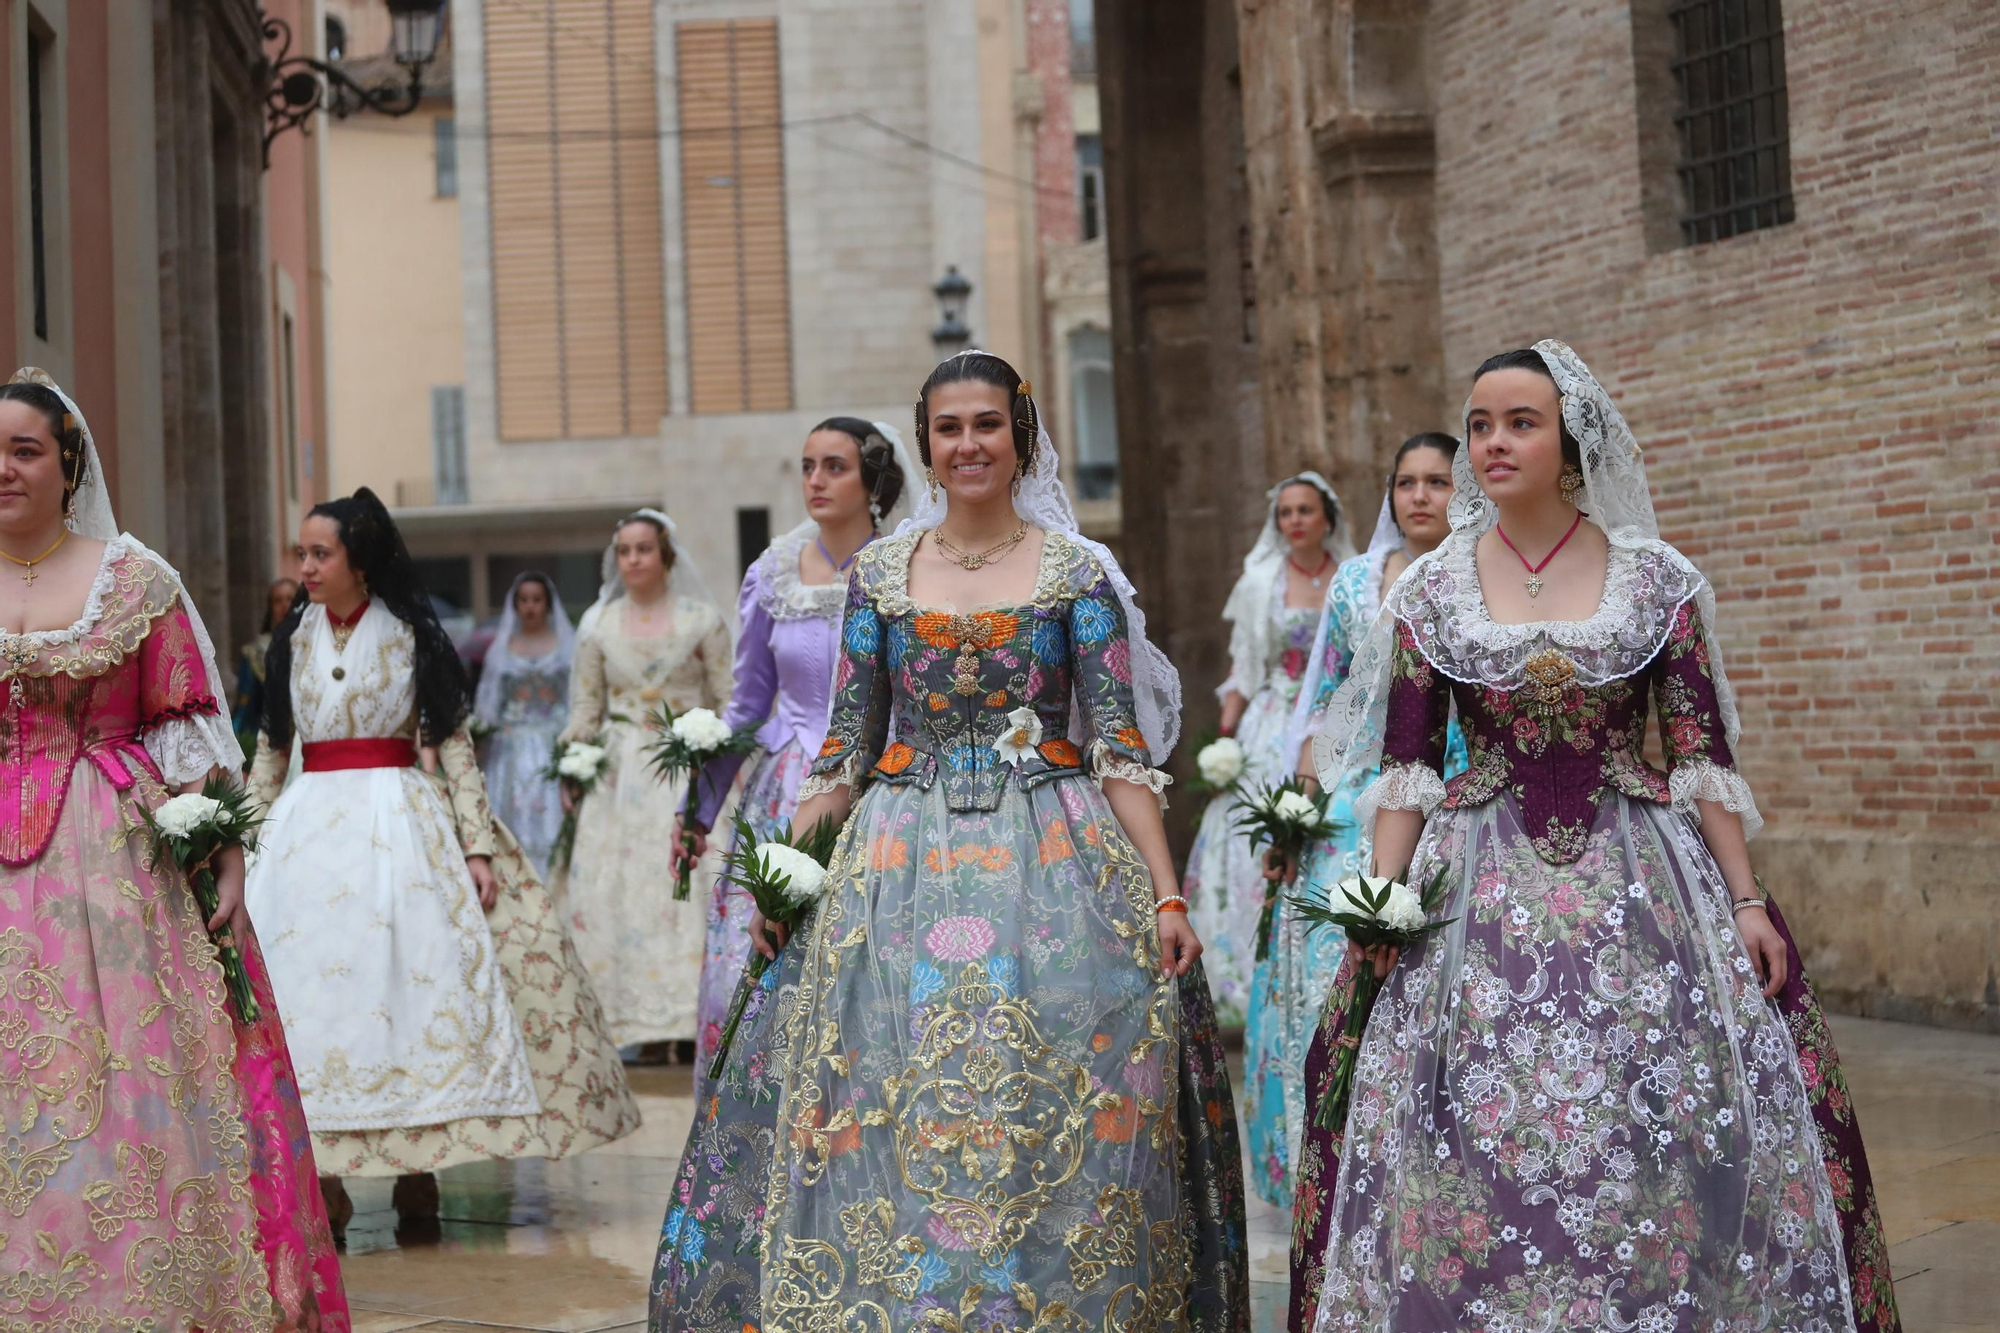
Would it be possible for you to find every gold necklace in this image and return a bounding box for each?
[0,528,69,587]
[933,521,1028,572]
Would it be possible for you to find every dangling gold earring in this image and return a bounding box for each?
[925,466,939,502]
[1560,465,1585,505]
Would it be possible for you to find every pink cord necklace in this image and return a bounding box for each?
[1496,511,1584,599]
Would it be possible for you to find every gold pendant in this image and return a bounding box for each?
[20,566,36,587]
[952,648,981,696]
[1525,575,1543,598]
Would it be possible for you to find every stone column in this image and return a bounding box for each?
[1097,0,1265,844]
[152,0,273,656]
[1234,0,1447,549]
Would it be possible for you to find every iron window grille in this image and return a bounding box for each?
[1669,0,1795,245]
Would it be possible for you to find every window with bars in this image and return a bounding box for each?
[1669,0,1794,245]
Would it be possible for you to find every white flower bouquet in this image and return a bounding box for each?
[1289,864,1456,1133]
[646,704,759,900]
[541,736,608,870]
[1233,778,1344,960]
[1185,733,1247,797]
[707,813,843,1077]
[139,777,267,1022]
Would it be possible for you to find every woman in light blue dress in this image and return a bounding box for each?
[1243,433,1464,1208]
[1182,473,1352,1022]
[475,572,574,877]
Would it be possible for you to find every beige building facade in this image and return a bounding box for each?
[330,0,1116,622]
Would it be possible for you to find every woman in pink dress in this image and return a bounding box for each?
[0,369,348,1331]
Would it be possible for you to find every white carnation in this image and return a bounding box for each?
[1272,789,1321,825]
[1379,881,1428,931]
[153,793,224,839]
[1337,875,1428,931]
[759,843,828,906]
[557,743,607,781]
[1196,737,1245,787]
[671,707,734,752]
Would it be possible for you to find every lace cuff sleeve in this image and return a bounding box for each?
[797,754,861,803]
[1669,758,1764,840]
[144,717,236,787]
[1087,739,1172,807]
[1358,761,1447,827]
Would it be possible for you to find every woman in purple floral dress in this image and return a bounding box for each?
[1290,342,1898,1333]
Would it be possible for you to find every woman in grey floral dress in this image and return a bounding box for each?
[649,351,1247,1333]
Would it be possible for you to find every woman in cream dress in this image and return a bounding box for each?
[559,508,732,1055]
[246,489,638,1232]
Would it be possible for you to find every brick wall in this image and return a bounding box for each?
[1025,0,1081,247]
[1427,0,2000,1028]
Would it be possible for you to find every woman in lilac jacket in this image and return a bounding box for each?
[674,417,912,1091]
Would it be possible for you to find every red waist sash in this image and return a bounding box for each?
[301,738,419,772]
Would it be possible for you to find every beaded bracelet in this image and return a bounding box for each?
[1731,899,1768,914]
[1155,895,1189,914]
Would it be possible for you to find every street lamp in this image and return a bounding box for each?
[259,0,448,167]
[930,265,973,356]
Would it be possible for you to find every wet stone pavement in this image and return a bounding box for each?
[339,1015,2000,1333]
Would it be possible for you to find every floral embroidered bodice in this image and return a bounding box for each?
[287,602,423,744]
[564,594,732,741]
[1379,536,1749,864]
[1307,553,1386,717]
[809,529,1160,814]
[0,544,217,866]
[1266,602,1319,701]
[491,651,569,728]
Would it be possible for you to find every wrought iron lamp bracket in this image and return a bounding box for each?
[259,12,429,167]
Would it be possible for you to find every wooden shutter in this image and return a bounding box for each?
[485,0,669,440]
[676,20,793,414]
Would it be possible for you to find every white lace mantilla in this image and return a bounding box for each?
[1391,532,1706,689]
[757,525,850,623]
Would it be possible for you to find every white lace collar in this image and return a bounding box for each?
[865,528,1087,619]
[1,535,140,646]
[757,527,849,622]
[1388,529,1707,687]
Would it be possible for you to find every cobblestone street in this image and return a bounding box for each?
[337,1015,2000,1333]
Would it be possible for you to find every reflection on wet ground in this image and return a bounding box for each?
[339,1016,2000,1333]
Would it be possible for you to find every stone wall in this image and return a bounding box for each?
[1424,0,2000,1030]
[1103,0,1998,1026]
